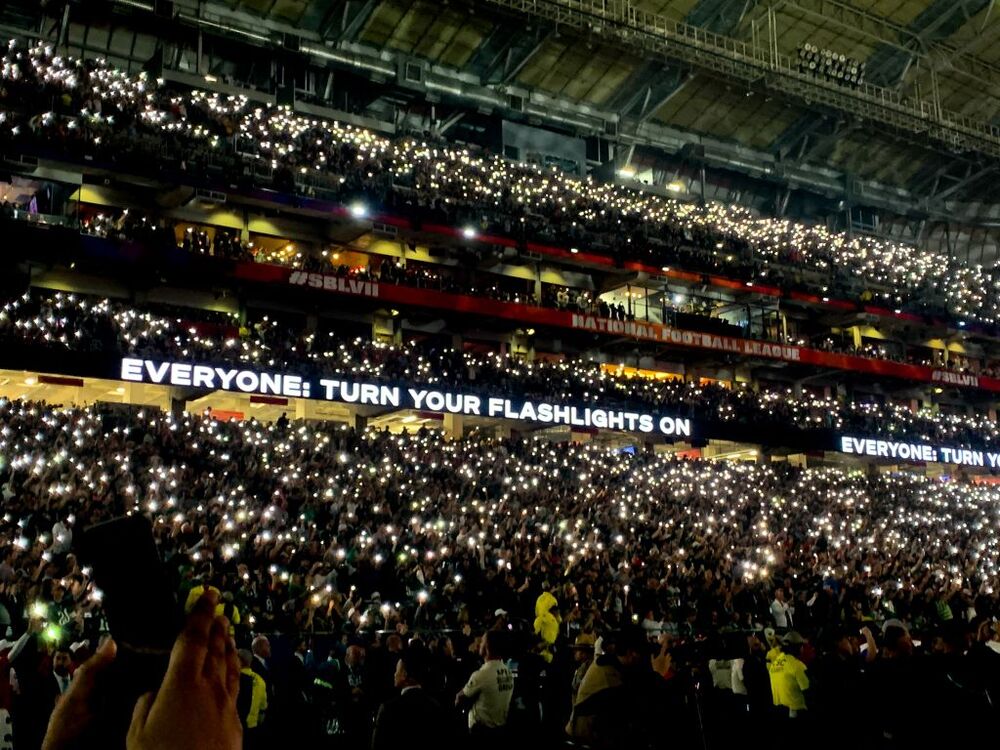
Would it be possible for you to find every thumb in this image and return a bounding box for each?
[127,692,155,741]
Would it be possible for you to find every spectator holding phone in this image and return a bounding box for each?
[41,592,242,750]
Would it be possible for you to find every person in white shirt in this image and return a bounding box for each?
[51,518,73,556]
[456,629,514,741]
[770,588,793,629]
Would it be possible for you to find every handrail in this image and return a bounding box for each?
[485,0,1000,157]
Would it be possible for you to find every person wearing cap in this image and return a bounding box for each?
[569,633,595,700]
[490,608,508,631]
[566,628,664,750]
[767,631,810,718]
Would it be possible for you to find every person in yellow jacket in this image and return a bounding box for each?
[184,581,239,635]
[184,580,220,613]
[534,589,561,663]
[237,649,268,735]
[767,631,809,716]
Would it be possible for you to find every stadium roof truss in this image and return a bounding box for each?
[8,0,1000,220]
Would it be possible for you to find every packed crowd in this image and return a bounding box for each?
[0,398,999,748]
[0,291,997,450]
[4,196,985,374]
[80,209,254,262]
[1,41,997,326]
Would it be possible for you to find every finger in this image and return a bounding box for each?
[204,614,230,685]
[167,592,219,681]
[71,638,117,693]
[224,634,240,700]
[127,691,155,742]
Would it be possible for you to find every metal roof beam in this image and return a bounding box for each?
[863,0,994,87]
[604,60,660,111]
[491,27,550,84]
[686,0,757,35]
[633,73,689,124]
[608,63,688,123]
[48,1,1000,222]
[908,160,966,196]
[931,9,1000,73]
[770,113,829,159]
[797,120,857,164]
[931,164,999,203]
[761,0,1000,91]
[463,26,516,77]
[314,1,349,38]
[755,0,921,55]
[464,24,554,86]
[481,0,1000,158]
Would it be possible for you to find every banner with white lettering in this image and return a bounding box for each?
[119,358,694,438]
[287,271,379,298]
[838,434,1000,468]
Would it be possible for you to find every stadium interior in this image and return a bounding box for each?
[1,0,1000,748]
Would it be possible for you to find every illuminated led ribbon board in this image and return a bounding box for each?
[120,358,694,437]
[838,435,1000,468]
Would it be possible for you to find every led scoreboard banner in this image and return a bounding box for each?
[118,359,1000,466]
[119,358,695,437]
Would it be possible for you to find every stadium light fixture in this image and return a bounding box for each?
[462,226,477,239]
[617,165,636,178]
[349,202,368,219]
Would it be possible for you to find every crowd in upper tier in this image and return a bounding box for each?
[0,400,998,748]
[1,41,998,326]
[0,291,995,449]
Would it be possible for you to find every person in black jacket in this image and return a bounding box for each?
[371,645,452,750]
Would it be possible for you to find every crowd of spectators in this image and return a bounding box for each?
[53,205,1000,375]
[1,41,998,327]
[80,210,253,262]
[2,40,1000,749]
[0,291,997,450]
[0,398,998,748]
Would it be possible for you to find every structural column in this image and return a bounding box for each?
[443,413,464,440]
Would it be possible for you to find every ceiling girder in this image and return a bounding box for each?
[863,0,994,87]
[760,0,1000,92]
[931,163,999,202]
[10,0,1000,223]
[770,113,829,160]
[336,0,378,42]
[686,0,758,35]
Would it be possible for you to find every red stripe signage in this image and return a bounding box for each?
[229,263,999,394]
